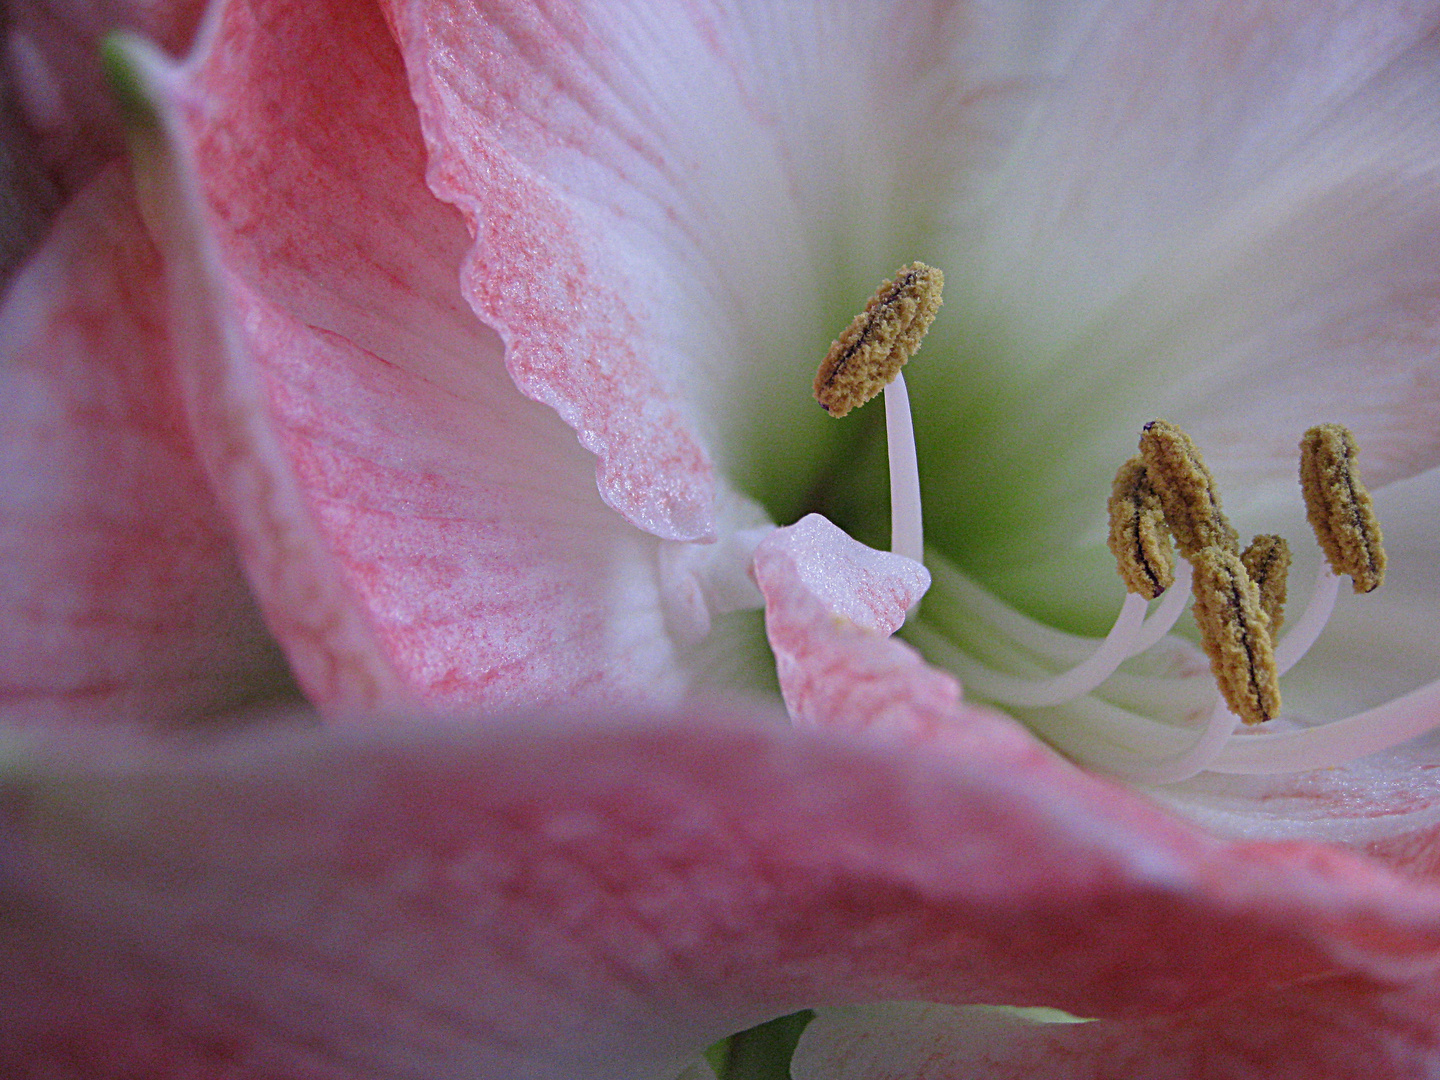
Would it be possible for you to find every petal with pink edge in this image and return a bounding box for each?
[752,514,955,737]
[0,164,293,727]
[109,0,720,713]
[8,712,1440,1078]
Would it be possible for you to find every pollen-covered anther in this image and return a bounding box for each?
[1138,420,1239,557]
[1190,547,1281,726]
[1241,533,1291,633]
[1107,456,1174,599]
[813,261,943,418]
[1299,423,1386,593]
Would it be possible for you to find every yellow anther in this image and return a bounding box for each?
[1107,456,1174,600]
[1299,424,1386,593]
[813,262,943,418]
[1138,420,1238,558]
[1189,547,1281,726]
[1240,533,1291,633]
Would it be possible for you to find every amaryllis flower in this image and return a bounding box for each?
[6,1,1440,1077]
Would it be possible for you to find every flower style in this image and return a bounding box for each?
[6,1,1440,1077]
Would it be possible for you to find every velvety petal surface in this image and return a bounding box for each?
[114,0,736,712]
[11,710,1440,1078]
[0,162,292,726]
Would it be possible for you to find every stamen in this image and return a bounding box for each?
[813,262,943,418]
[1240,533,1291,632]
[1138,420,1238,556]
[1299,423,1386,593]
[1189,547,1281,726]
[1107,456,1174,600]
[798,274,1409,782]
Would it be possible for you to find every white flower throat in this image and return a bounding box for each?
[816,263,1435,784]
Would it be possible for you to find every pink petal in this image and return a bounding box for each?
[380,0,729,541]
[8,711,1440,1077]
[750,515,1040,760]
[796,984,1440,1080]
[116,0,704,711]
[0,164,292,726]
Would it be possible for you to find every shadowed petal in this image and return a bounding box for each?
[7,712,1440,1078]
[0,164,292,726]
[1,0,207,192]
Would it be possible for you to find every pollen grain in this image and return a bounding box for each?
[1107,456,1174,599]
[814,262,943,418]
[1189,547,1281,726]
[1138,420,1239,557]
[1299,424,1386,593]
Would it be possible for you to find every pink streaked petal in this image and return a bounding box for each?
[119,54,404,711]
[0,164,292,727]
[380,0,722,542]
[796,983,1440,1080]
[8,712,1440,1077]
[116,0,703,711]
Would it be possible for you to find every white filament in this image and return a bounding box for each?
[1126,559,1193,657]
[908,547,1435,784]
[1273,565,1341,674]
[951,593,1148,707]
[1122,698,1239,785]
[1212,678,1440,774]
[884,373,924,566]
[919,558,1195,711]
